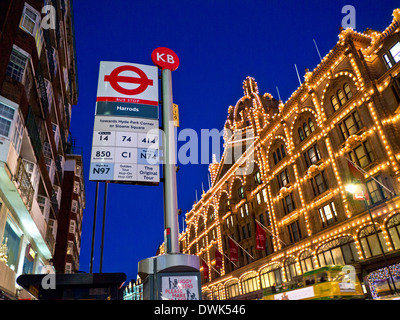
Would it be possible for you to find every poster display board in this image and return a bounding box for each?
[89,61,160,184]
[159,274,200,300]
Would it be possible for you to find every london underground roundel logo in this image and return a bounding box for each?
[104,65,154,95]
[151,47,180,71]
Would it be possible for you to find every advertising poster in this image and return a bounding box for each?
[160,275,199,300]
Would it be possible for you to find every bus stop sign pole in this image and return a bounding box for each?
[151,47,180,254]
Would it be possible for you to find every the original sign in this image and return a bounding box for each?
[89,61,160,185]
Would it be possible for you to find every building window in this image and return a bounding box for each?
[277,168,290,189]
[338,111,362,140]
[239,203,249,218]
[74,181,80,194]
[260,263,282,289]
[337,89,346,105]
[348,140,375,169]
[298,118,316,142]
[282,193,295,215]
[299,250,315,274]
[331,95,340,111]
[262,188,268,203]
[273,144,286,165]
[330,83,353,111]
[20,4,39,35]
[366,176,389,205]
[359,225,389,259]
[37,195,49,217]
[65,263,72,274]
[387,214,400,250]
[317,236,359,266]
[6,48,28,82]
[12,112,23,153]
[69,220,76,234]
[0,102,15,138]
[383,41,400,69]
[298,127,305,141]
[226,281,239,299]
[241,225,247,239]
[238,186,245,199]
[311,171,328,197]
[344,83,353,99]
[303,143,321,168]
[242,274,258,294]
[287,220,302,243]
[71,200,78,213]
[256,192,262,205]
[284,257,298,282]
[254,171,262,184]
[67,241,74,255]
[318,202,338,227]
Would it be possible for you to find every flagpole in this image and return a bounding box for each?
[347,158,395,195]
[228,235,254,260]
[255,219,287,246]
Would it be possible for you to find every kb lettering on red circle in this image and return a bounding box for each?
[104,65,153,95]
[151,47,180,71]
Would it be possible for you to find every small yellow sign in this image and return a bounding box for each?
[173,103,179,127]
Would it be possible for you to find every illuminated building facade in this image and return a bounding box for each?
[0,0,78,299]
[178,9,400,300]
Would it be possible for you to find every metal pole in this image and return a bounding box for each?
[161,68,179,254]
[89,181,99,273]
[363,194,398,295]
[100,182,108,272]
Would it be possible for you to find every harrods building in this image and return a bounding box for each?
[167,9,400,300]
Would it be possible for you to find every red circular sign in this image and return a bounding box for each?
[151,47,180,71]
[104,65,153,95]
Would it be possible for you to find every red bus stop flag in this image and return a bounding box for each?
[215,247,222,269]
[202,260,209,279]
[229,238,238,262]
[256,223,267,250]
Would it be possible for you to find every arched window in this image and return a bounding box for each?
[276,148,282,161]
[284,257,298,282]
[344,83,353,99]
[189,225,196,241]
[260,263,282,288]
[359,225,389,259]
[241,273,259,294]
[280,144,286,158]
[225,280,239,299]
[298,127,305,141]
[299,250,315,274]
[387,214,400,250]
[303,122,310,137]
[273,152,278,165]
[331,95,340,111]
[317,236,359,266]
[337,89,346,105]
[198,217,205,233]
[308,118,315,132]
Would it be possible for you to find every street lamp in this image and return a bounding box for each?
[345,183,398,296]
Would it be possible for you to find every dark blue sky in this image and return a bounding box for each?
[71,0,399,281]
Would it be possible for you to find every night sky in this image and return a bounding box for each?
[71,0,399,282]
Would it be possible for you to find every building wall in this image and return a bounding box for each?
[54,155,85,274]
[176,9,400,300]
[0,0,78,299]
